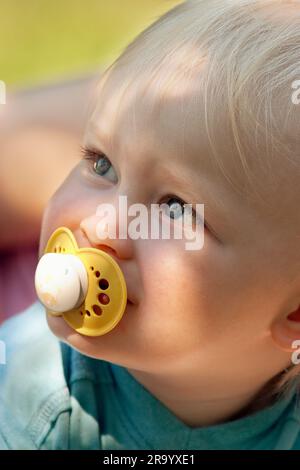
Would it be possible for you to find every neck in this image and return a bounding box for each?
[126,367,275,428]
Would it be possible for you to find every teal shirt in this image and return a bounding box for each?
[0,301,300,450]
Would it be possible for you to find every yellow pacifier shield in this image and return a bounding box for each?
[44,227,127,337]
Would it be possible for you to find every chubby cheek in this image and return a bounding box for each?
[134,240,265,365]
[39,166,104,255]
[132,243,219,355]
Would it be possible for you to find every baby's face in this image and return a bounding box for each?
[40,72,297,396]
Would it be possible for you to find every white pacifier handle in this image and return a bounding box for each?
[35,253,88,314]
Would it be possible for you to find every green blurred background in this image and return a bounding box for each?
[0,0,182,88]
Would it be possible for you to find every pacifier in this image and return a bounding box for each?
[35,227,127,337]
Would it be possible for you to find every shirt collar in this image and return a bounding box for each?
[108,363,298,450]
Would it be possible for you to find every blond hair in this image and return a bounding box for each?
[95,0,300,401]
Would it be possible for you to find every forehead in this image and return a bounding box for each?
[89,71,206,168]
[87,67,245,201]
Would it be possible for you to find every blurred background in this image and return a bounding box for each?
[0,0,182,321]
[1,0,181,87]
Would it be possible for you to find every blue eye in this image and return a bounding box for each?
[165,198,184,219]
[81,146,118,183]
[93,155,118,183]
[162,197,196,221]
[93,155,112,176]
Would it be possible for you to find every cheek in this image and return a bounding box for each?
[137,241,265,350]
[39,166,103,254]
[136,244,214,343]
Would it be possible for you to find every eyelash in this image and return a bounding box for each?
[81,145,106,162]
[81,145,205,228]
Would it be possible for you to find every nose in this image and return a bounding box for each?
[80,213,134,260]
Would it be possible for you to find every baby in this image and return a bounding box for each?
[1,0,300,450]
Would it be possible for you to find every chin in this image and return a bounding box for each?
[45,309,137,367]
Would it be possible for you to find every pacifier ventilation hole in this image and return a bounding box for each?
[75,268,111,319]
[98,293,110,305]
[53,246,66,253]
[80,304,103,317]
[92,305,102,316]
[99,279,109,290]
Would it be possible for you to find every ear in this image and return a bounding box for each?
[271,303,300,352]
